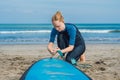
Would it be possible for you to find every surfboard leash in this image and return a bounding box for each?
[56,50,92,68]
[57,50,64,58]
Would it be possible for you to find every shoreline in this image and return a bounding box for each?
[0,42,120,45]
[0,44,120,80]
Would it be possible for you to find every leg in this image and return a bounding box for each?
[65,45,85,64]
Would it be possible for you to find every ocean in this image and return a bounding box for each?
[0,24,120,44]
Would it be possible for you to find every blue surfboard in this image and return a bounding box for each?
[20,58,92,80]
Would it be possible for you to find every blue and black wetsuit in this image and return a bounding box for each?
[49,23,86,63]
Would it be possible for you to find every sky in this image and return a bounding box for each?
[0,0,120,24]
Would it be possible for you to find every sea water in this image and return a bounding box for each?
[0,24,120,44]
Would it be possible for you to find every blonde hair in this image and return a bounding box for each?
[52,11,64,23]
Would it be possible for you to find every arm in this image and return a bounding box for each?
[47,42,54,54]
[48,28,57,54]
[61,45,74,53]
[60,24,76,53]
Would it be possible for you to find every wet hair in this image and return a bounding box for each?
[52,11,64,23]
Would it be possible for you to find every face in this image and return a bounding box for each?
[52,20,65,32]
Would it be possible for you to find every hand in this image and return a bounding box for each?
[49,49,56,55]
[53,47,60,53]
[52,50,63,59]
[49,47,61,56]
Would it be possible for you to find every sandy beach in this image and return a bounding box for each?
[0,44,120,80]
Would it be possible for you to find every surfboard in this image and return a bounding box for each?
[20,58,92,80]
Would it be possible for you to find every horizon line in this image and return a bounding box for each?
[0,23,120,24]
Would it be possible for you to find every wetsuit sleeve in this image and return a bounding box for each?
[49,28,57,43]
[67,25,76,45]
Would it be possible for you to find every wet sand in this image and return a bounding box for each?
[0,44,120,80]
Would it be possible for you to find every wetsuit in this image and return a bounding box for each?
[49,23,86,63]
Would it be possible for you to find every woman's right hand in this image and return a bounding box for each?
[48,42,56,55]
[49,49,56,55]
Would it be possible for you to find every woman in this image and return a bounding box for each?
[47,11,86,64]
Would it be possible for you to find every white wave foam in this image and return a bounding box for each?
[0,30,51,34]
[0,29,114,34]
[79,29,110,33]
